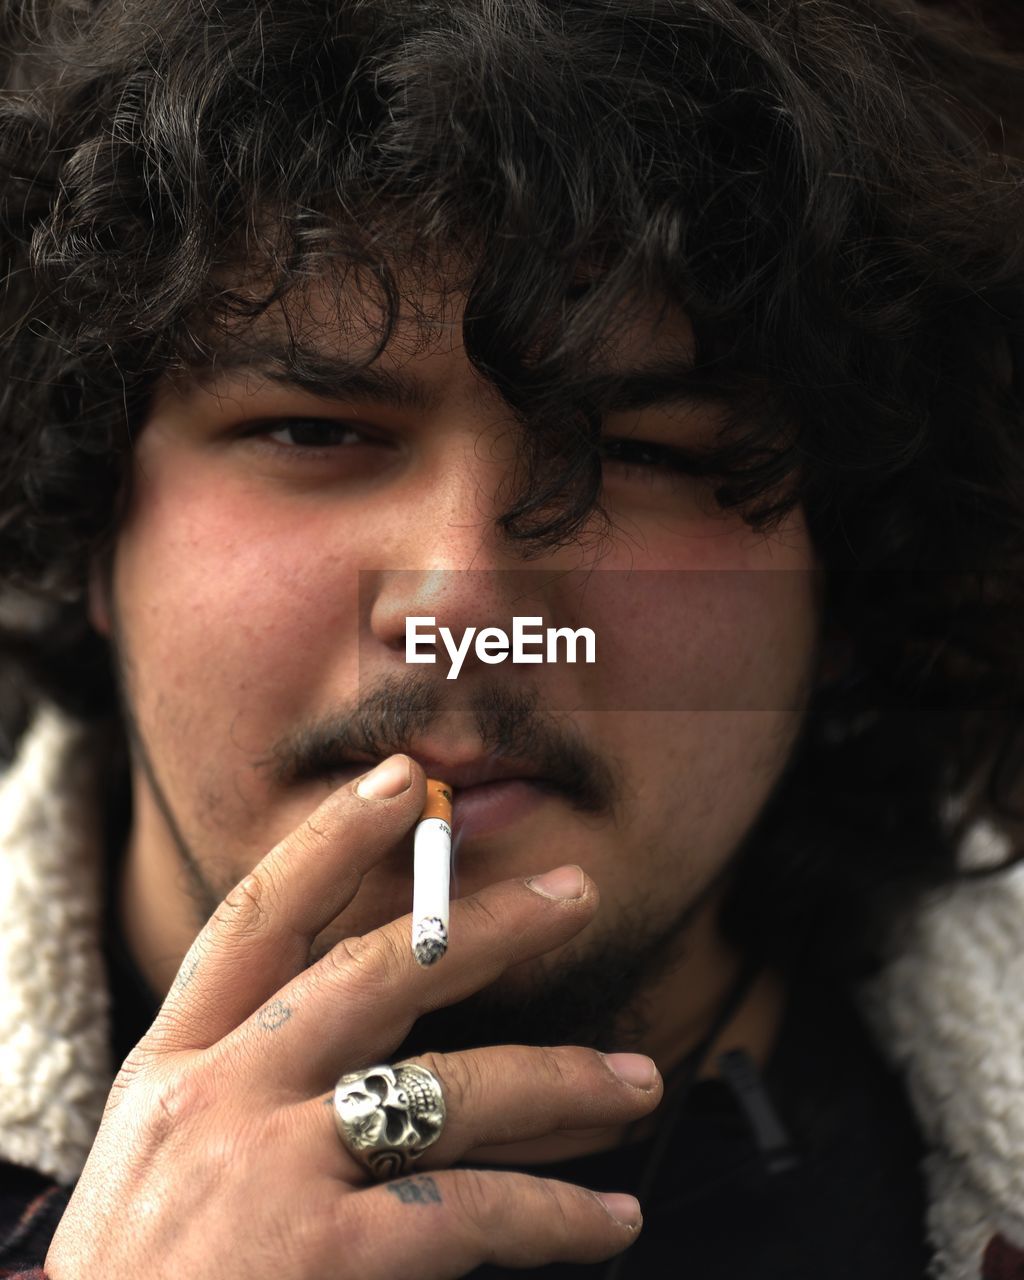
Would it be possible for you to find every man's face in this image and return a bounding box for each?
[94,279,821,1053]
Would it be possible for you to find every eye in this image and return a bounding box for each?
[254,418,371,450]
[601,438,668,469]
[600,436,709,484]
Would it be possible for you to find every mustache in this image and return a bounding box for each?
[255,673,617,817]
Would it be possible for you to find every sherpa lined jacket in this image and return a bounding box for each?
[0,706,1022,1279]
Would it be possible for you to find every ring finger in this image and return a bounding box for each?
[302,1044,662,1183]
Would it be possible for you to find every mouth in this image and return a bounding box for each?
[448,777,554,841]
[411,755,558,842]
[325,751,558,842]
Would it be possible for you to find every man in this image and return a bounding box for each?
[0,0,1022,1276]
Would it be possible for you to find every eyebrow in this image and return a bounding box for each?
[590,364,715,413]
[185,341,441,414]
[182,340,706,416]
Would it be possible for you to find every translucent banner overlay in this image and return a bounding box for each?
[355,569,1019,713]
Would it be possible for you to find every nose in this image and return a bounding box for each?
[364,429,586,674]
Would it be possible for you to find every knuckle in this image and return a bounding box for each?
[542,1046,586,1092]
[141,1063,214,1144]
[152,983,222,1053]
[126,1064,276,1187]
[212,870,274,940]
[321,934,364,972]
[199,1106,265,1180]
[104,1048,149,1117]
[415,1050,473,1114]
[525,1175,579,1246]
[449,1168,500,1236]
[323,926,405,992]
[111,1043,151,1092]
[327,1196,372,1267]
[544,1179,578,1237]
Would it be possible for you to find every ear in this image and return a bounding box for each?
[87,556,113,637]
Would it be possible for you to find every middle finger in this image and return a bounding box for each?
[209,866,599,1093]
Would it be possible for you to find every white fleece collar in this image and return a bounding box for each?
[0,703,112,1185]
[860,843,1024,1277]
[1,703,1022,1278]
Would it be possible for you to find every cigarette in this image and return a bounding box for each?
[412,779,453,967]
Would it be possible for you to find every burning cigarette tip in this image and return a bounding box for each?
[413,917,448,967]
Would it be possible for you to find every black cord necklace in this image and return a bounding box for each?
[600,952,764,1280]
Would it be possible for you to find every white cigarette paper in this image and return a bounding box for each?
[412,780,453,966]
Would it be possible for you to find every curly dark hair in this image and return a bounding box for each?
[0,0,1022,981]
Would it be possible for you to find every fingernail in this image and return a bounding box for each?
[356,755,412,799]
[602,1053,658,1089]
[594,1192,642,1228]
[526,864,585,900]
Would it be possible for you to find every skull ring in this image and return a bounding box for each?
[333,1063,447,1180]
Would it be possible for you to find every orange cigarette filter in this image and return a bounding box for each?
[421,779,453,824]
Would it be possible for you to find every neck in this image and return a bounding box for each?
[117,781,212,999]
[629,890,785,1082]
[466,899,787,1166]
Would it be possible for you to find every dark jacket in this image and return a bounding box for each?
[1,707,1023,1278]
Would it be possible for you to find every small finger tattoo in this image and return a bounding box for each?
[256,999,293,1031]
[174,953,200,989]
[386,1176,442,1206]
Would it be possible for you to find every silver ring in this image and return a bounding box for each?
[333,1062,446,1180]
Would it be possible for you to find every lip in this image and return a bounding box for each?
[449,777,552,842]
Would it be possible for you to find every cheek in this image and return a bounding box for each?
[581,511,819,714]
[588,575,815,712]
[582,517,818,905]
[112,466,358,760]
[593,701,807,934]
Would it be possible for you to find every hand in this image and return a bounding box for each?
[45,754,662,1279]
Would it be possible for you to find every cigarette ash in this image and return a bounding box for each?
[413,917,448,967]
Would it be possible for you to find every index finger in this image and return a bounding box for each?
[146,754,426,1053]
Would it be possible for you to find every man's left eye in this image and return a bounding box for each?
[600,437,704,478]
[602,438,667,467]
